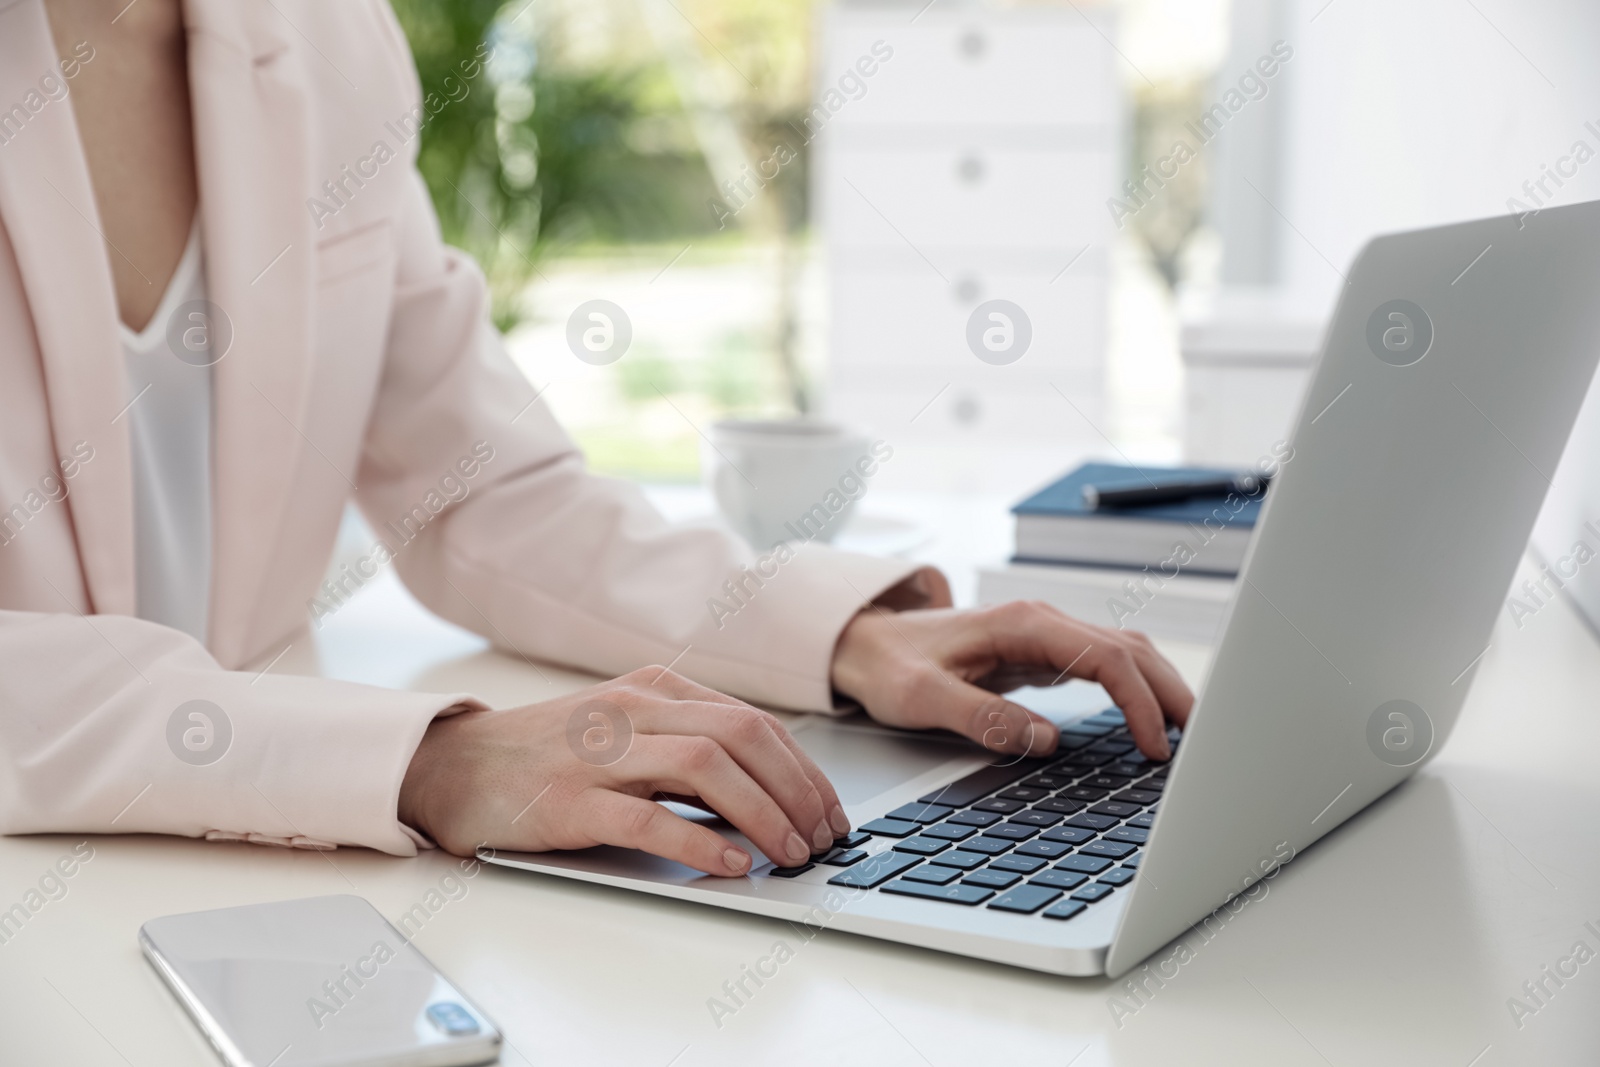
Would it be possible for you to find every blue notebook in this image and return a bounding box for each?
[1012,463,1262,576]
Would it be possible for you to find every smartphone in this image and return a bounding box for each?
[140,894,501,1067]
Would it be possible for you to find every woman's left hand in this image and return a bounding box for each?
[830,600,1195,761]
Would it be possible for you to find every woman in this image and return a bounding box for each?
[0,0,1191,875]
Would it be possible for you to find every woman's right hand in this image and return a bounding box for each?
[397,667,851,875]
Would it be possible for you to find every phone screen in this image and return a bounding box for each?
[140,894,501,1067]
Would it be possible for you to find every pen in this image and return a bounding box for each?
[1082,472,1271,510]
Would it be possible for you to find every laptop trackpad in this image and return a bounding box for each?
[784,717,980,806]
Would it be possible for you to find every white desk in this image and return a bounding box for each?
[2,511,1598,1065]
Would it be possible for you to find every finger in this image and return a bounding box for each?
[1120,631,1195,728]
[627,669,850,839]
[580,790,751,876]
[612,734,816,867]
[630,700,838,851]
[760,710,852,837]
[981,604,1175,760]
[1074,640,1170,760]
[900,670,1059,757]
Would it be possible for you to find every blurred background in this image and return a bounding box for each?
[390,0,1227,492]
[381,0,1600,525]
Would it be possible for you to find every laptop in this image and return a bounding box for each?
[485,199,1600,978]
[1530,310,1600,640]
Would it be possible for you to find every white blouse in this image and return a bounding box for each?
[118,220,214,643]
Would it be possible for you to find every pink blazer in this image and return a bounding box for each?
[0,0,923,855]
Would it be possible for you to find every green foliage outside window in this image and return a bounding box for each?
[390,0,723,329]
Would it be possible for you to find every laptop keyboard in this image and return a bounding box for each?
[768,708,1176,921]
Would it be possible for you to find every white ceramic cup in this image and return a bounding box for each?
[704,419,878,550]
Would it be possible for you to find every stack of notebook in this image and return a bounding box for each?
[977,462,1263,643]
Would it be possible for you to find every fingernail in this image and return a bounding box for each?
[1157,741,1172,761]
[724,849,750,874]
[828,805,851,835]
[812,823,834,851]
[785,833,809,865]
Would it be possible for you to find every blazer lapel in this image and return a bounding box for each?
[183,0,316,665]
[0,1,135,616]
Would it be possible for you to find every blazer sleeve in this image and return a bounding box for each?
[0,608,481,855]
[351,166,933,713]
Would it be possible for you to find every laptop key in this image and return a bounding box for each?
[1061,786,1108,802]
[1030,869,1088,890]
[893,836,951,856]
[1112,789,1161,806]
[1087,741,1135,757]
[769,862,814,878]
[963,868,1022,890]
[1062,751,1114,768]
[827,851,922,888]
[1081,840,1137,859]
[1008,810,1063,828]
[880,880,995,906]
[1040,826,1096,845]
[1033,797,1086,815]
[980,823,1039,841]
[1098,868,1137,886]
[1071,883,1116,902]
[921,823,976,841]
[989,854,1047,874]
[833,832,872,850]
[886,802,954,824]
[947,809,1003,827]
[1128,812,1157,829]
[1082,775,1135,791]
[1055,854,1114,875]
[1014,840,1074,859]
[1121,854,1143,868]
[916,761,1046,808]
[927,849,988,870]
[1105,827,1148,845]
[820,848,867,867]
[1089,802,1141,819]
[1042,899,1089,921]
[901,863,962,885]
[1062,722,1113,738]
[1138,778,1166,793]
[972,797,1027,815]
[860,818,920,838]
[1020,774,1073,790]
[958,836,1013,857]
[997,786,1050,802]
[988,885,1062,914]
[1066,813,1120,831]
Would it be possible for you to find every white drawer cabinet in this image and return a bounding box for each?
[825,366,1107,441]
[818,1,1122,442]
[827,146,1117,251]
[821,11,1118,128]
[828,267,1107,372]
